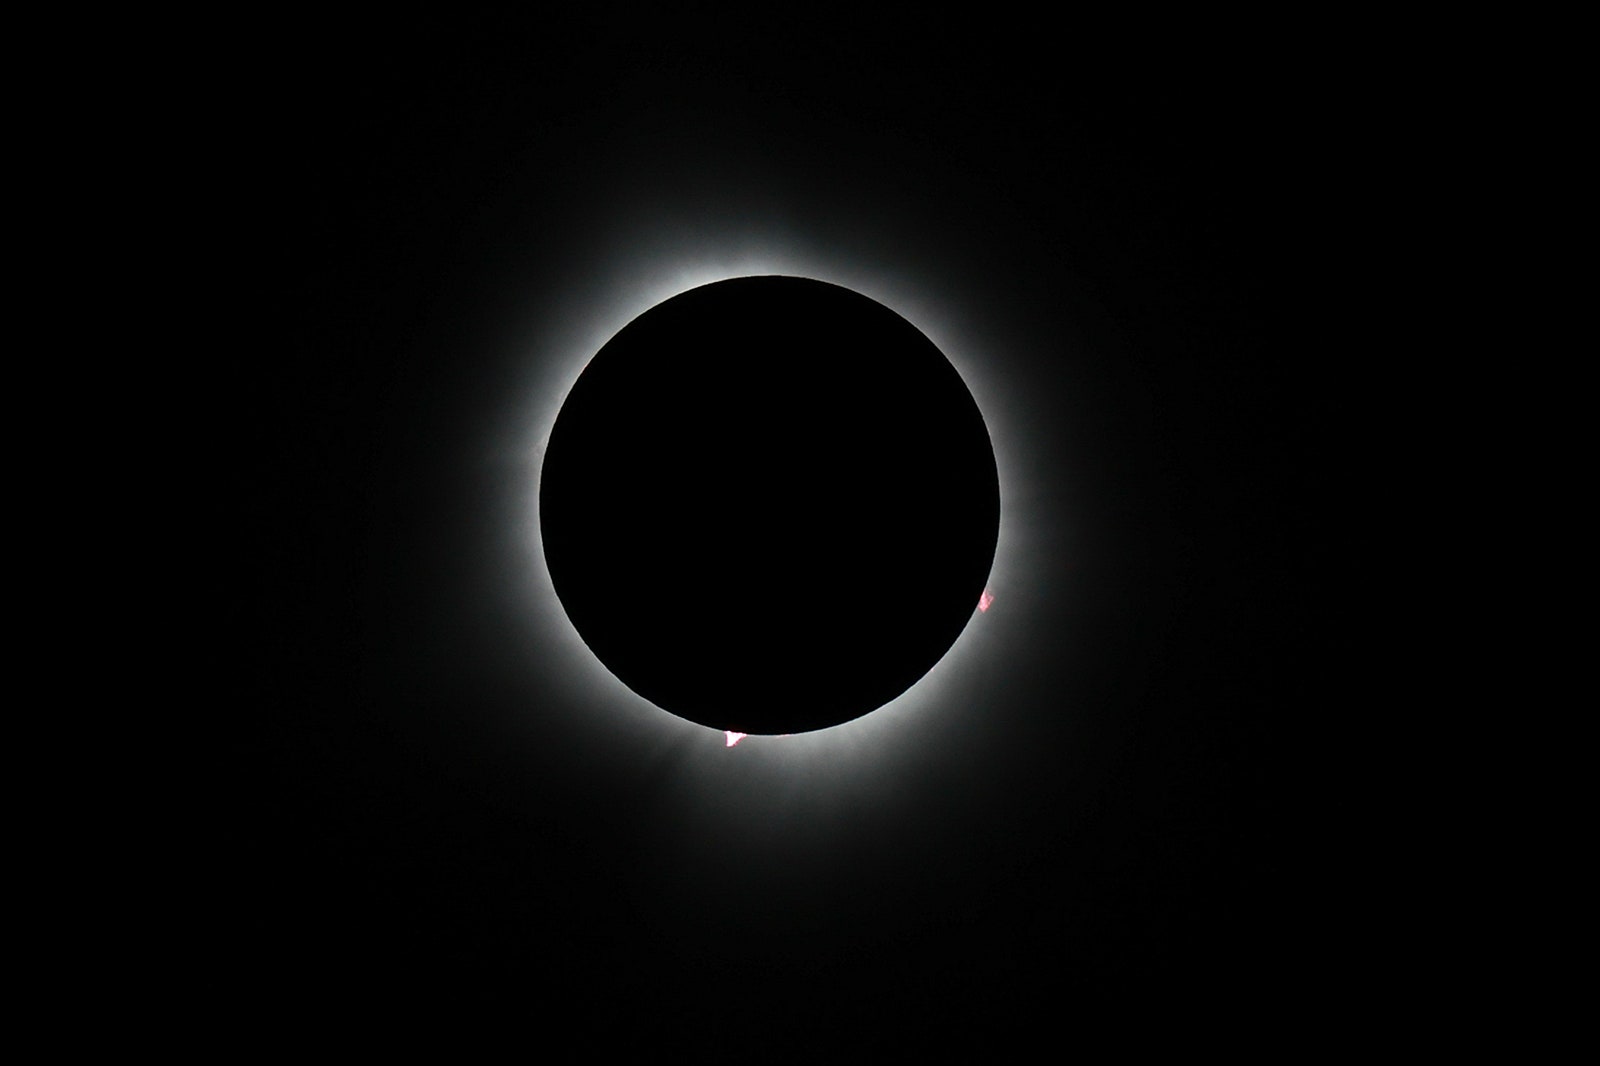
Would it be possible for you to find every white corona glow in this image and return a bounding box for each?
[489,202,1065,795]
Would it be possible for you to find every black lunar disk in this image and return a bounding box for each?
[540,276,999,735]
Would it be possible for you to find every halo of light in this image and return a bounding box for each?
[475,204,1078,847]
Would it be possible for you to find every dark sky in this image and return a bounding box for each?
[224,11,1342,1044]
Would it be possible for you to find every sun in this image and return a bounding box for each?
[484,217,1045,776]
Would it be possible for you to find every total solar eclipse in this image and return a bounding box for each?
[539,276,999,735]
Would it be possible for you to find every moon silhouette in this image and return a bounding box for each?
[539,276,999,735]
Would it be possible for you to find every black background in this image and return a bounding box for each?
[223,10,1347,1046]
